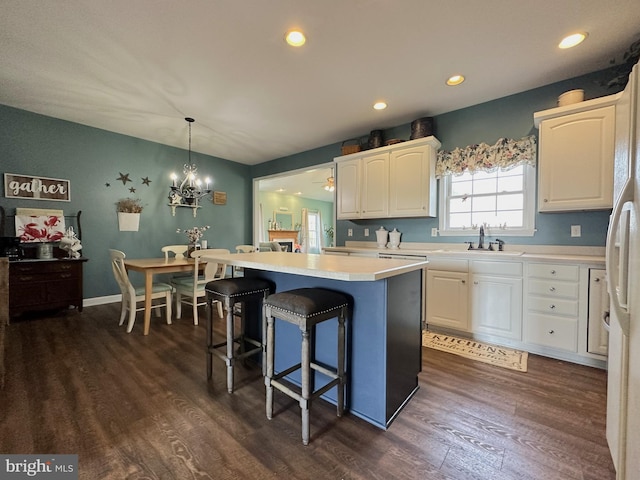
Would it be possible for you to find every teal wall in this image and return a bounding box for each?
[0,65,623,300]
[252,66,623,249]
[0,105,252,298]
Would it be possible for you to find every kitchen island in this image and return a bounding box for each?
[201,251,428,429]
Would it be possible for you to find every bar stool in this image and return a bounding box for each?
[263,287,349,445]
[205,277,274,393]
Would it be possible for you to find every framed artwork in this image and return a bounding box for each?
[15,208,66,243]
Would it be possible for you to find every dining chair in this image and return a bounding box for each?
[108,249,174,333]
[172,248,229,325]
[161,244,189,260]
[233,244,256,277]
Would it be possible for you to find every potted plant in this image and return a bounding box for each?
[116,198,143,231]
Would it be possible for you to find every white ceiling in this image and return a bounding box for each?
[1,0,639,170]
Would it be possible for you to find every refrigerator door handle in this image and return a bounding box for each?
[606,178,633,335]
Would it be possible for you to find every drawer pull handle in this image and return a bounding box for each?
[549,304,556,309]
[550,270,556,275]
[549,287,556,292]
[60,265,72,270]
[60,274,72,279]
[19,276,34,282]
[548,330,555,335]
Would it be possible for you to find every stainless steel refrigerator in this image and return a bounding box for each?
[606,60,639,479]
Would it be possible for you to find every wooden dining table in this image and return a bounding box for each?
[123,257,198,335]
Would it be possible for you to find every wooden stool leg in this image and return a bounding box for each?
[261,295,268,376]
[337,309,346,417]
[301,328,311,446]
[265,313,275,420]
[225,299,235,393]
[206,299,214,380]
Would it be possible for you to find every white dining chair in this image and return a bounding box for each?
[233,244,255,276]
[108,249,173,333]
[171,248,229,325]
[161,244,189,260]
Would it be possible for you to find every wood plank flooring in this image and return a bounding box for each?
[0,304,615,479]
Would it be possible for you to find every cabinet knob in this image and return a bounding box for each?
[544,198,549,203]
[594,277,600,283]
[549,287,556,292]
[549,304,556,309]
[550,270,556,275]
[461,280,466,284]
[548,330,555,335]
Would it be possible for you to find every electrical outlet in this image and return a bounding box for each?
[347,228,353,237]
[431,227,438,237]
[364,228,369,237]
[571,225,581,237]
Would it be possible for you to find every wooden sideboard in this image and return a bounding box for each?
[9,258,88,319]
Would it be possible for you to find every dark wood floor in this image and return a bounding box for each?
[0,304,615,480]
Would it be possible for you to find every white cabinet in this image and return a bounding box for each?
[587,268,609,356]
[426,270,469,331]
[389,143,438,217]
[470,261,523,340]
[534,96,617,212]
[335,136,440,220]
[524,263,580,352]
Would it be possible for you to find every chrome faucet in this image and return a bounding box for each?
[478,225,485,249]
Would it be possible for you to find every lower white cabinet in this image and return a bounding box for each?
[426,270,469,331]
[524,263,580,352]
[470,261,523,340]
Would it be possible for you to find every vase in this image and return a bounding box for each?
[376,226,388,248]
[37,242,53,259]
[187,243,200,258]
[118,212,140,232]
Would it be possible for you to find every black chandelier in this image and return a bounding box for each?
[169,117,211,205]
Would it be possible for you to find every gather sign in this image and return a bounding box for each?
[4,173,70,202]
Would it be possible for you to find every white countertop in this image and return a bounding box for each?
[201,251,428,281]
[323,243,605,265]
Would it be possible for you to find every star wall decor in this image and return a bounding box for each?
[129,187,136,193]
[141,176,152,186]
[105,182,111,187]
[117,172,132,185]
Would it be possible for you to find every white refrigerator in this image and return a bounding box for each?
[606,60,639,479]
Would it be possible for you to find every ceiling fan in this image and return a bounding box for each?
[323,175,335,192]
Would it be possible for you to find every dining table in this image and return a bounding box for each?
[123,257,198,335]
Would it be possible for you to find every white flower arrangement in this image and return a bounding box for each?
[177,225,210,244]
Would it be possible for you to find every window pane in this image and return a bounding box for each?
[473,178,498,195]
[497,193,523,210]
[499,211,524,228]
[497,175,523,192]
[449,213,472,229]
[498,165,523,177]
[449,197,471,213]
[472,170,496,180]
[473,195,496,211]
[450,180,472,197]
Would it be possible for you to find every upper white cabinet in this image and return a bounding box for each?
[335,136,440,220]
[534,95,617,212]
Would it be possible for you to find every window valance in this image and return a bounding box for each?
[436,135,537,177]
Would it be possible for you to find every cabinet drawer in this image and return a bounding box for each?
[471,260,522,276]
[527,295,578,317]
[528,263,579,281]
[11,261,80,276]
[427,258,468,272]
[526,313,577,352]
[528,279,579,299]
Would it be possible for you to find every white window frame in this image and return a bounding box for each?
[437,164,536,237]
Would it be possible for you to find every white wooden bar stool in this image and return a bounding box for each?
[263,287,349,445]
[205,277,274,393]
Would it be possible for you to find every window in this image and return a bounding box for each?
[438,165,535,236]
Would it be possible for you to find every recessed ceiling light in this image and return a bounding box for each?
[446,74,465,86]
[373,102,387,110]
[559,32,587,49]
[285,30,306,47]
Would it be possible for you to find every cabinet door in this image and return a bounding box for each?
[360,152,389,218]
[587,268,609,356]
[336,158,361,219]
[389,144,437,217]
[471,274,523,340]
[426,270,469,331]
[538,105,615,211]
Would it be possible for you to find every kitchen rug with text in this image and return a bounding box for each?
[423,330,528,372]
